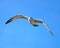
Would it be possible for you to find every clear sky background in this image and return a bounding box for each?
[0,0,60,48]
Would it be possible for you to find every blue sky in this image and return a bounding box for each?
[0,0,60,48]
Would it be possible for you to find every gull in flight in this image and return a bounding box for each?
[5,14,54,36]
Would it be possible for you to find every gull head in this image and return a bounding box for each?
[28,17,33,21]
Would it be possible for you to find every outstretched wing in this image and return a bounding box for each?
[5,15,28,24]
[34,19,54,36]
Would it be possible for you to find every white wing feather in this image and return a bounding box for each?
[34,19,54,36]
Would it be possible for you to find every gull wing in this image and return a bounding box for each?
[34,19,54,36]
[5,15,28,24]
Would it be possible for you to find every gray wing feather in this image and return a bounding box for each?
[34,19,54,36]
[5,15,28,24]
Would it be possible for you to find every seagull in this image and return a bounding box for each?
[5,14,54,36]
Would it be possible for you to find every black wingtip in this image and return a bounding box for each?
[5,21,9,24]
[5,22,8,24]
[50,31,54,36]
[5,20,11,24]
